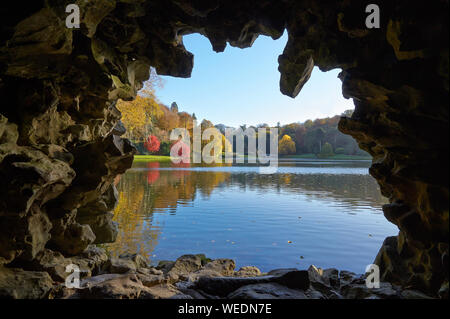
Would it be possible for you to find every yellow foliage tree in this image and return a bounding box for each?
[222,134,233,154]
[279,134,296,155]
[116,73,164,141]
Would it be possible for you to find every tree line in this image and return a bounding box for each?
[275,109,369,157]
[116,72,368,158]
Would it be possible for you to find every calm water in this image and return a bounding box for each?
[106,159,398,274]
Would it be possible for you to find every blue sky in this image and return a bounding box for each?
[156,32,354,127]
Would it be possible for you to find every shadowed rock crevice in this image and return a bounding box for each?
[0,0,448,298]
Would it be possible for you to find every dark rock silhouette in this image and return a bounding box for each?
[0,1,448,298]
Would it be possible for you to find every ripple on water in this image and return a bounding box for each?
[106,159,397,273]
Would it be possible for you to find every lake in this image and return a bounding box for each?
[106,158,399,274]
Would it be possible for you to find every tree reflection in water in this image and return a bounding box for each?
[105,160,388,266]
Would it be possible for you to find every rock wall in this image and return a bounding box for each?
[0,1,448,297]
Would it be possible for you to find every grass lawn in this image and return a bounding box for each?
[134,154,372,163]
[133,155,172,162]
[327,154,372,160]
[281,154,372,160]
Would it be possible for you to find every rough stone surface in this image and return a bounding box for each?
[71,245,109,277]
[105,257,137,274]
[119,253,150,269]
[78,274,151,299]
[202,259,236,276]
[21,249,73,282]
[0,267,54,299]
[193,270,310,297]
[69,273,189,299]
[4,251,435,299]
[163,254,208,277]
[341,282,400,299]
[228,283,308,299]
[235,266,262,277]
[0,0,448,297]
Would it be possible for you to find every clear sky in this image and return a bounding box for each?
[156,32,354,127]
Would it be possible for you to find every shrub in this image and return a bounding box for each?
[157,141,171,156]
[144,135,160,153]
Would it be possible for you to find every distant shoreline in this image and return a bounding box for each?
[133,155,172,162]
[280,154,372,160]
[133,154,372,162]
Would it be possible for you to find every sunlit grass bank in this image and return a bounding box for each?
[133,154,371,163]
[282,154,372,160]
[133,155,172,162]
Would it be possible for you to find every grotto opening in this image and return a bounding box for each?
[0,0,448,299]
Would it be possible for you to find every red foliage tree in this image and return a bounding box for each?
[144,135,160,153]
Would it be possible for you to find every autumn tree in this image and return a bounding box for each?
[201,119,214,130]
[178,112,194,129]
[155,104,179,131]
[279,134,296,155]
[116,70,164,141]
[144,135,160,153]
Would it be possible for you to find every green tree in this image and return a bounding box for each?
[320,142,334,157]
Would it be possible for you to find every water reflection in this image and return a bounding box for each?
[106,159,396,273]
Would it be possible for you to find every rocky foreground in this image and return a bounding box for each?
[0,246,435,299]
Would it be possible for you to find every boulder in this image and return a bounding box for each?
[339,270,360,286]
[79,274,149,299]
[78,272,189,299]
[136,274,166,287]
[50,222,96,256]
[105,258,137,274]
[228,283,308,299]
[156,260,176,273]
[165,254,205,277]
[137,267,163,276]
[146,283,192,299]
[202,259,236,276]
[30,249,73,282]
[76,184,119,244]
[71,245,109,276]
[235,266,262,277]
[0,267,54,299]
[77,212,118,244]
[308,265,339,287]
[267,268,298,276]
[341,282,400,299]
[118,253,149,269]
[194,270,309,297]
[185,259,236,281]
